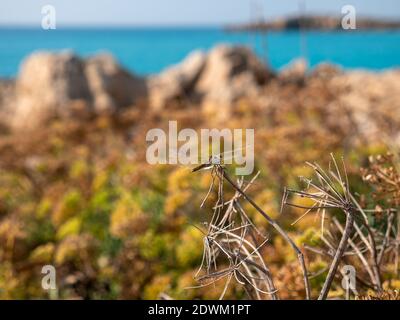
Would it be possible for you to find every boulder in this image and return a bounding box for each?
[11,51,147,130]
[331,70,400,142]
[196,45,271,104]
[0,79,16,123]
[311,63,342,79]
[85,53,147,113]
[148,50,206,110]
[278,58,308,84]
[196,45,272,121]
[147,45,272,113]
[13,51,91,129]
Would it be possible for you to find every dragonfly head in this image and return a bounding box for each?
[209,154,222,165]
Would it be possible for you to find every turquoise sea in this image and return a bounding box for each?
[0,27,399,77]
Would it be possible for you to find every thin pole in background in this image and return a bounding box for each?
[248,0,257,51]
[249,0,268,66]
[298,0,309,65]
[259,1,269,66]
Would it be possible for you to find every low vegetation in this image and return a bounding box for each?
[0,83,399,299]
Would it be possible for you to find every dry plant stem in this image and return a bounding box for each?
[318,211,354,300]
[217,242,278,299]
[378,212,395,265]
[211,224,278,298]
[333,217,377,287]
[362,232,382,291]
[352,222,382,290]
[304,245,375,291]
[350,195,383,290]
[221,168,311,300]
[396,211,400,276]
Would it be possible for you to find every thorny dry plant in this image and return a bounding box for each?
[362,153,400,277]
[362,153,400,207]
[190,157,310,300]
[190,153,399,300]
[284,154,400,299]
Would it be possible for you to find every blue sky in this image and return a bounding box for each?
[1,0,399,26]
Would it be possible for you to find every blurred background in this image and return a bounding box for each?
[0,0,399,300]
[0,0,400,76]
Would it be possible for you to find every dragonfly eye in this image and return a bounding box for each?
[211,156,221,165]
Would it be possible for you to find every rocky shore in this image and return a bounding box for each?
[0,45,273,129]
[0,45,399,144]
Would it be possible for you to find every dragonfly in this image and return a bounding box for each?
[167,144,260,193]
[176,144,255,210]
[182,144,252,173]
[191,153,225,172]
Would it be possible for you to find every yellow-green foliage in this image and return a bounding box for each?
[29,243,55,263]
[176,227,203,268]
[143,275,172,299]
[110,192,148,239]
[52,190,83,226]
[56,217,82,240]
[296,227,322,247]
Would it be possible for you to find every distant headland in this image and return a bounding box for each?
[225,15,400,32]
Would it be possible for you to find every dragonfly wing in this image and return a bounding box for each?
[217,144,253,163]
[169,146,203,170]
